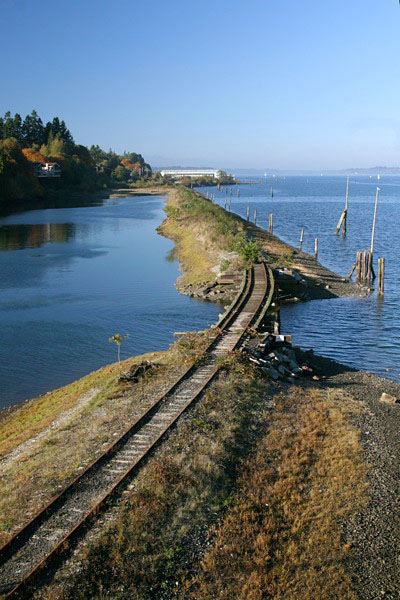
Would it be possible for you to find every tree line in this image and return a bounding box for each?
[0,110,153,214]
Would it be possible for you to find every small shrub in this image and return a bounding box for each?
[220,259,230,272]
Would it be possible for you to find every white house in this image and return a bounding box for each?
[33,162,62,178]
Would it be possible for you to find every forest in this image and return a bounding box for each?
[0,110,153,214]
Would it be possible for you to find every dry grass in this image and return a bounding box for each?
[49,357,271,599]
[0,334,212,543]
[158,188,248,286]
[159,214,218,285]
[182,386,369,600]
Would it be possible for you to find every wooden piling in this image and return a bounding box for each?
[314,238,319,259]
[342,210,347,236]
[254,208,257,225]
[269,213,273,234]
[355,251,361,281]
[342,176,349,236]
[224,198,227,209]
[335,210,346,235]
[378,257,384,295]
[299,227,304,250]
[230,187,232,196]
[347,262,356,280]
[369,186,379,267]
[367,250,373,284]
[271,186,274,199]
[247,205,250,221]
[335,176,349,235]
[361,250,367,281]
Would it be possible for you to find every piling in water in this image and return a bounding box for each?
[299,227,304,250]
[378,257,385,296]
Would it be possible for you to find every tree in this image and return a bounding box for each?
[41,131,67,157]
[112,164,130,182]
[44,117,74,150]
[22,110,45,146]
[108,333,128,366]
[2,112,23,142]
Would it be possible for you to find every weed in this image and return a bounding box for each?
[220,258,230,272]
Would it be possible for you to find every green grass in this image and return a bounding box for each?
[158,187,261,286]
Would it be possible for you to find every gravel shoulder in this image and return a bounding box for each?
[296,349,400,599]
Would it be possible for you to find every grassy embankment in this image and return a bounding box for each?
[158,186,261,287]
[0,332,212,544]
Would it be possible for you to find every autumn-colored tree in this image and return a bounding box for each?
[21,148,47,163]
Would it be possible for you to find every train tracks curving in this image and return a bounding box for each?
[0,262,272,598]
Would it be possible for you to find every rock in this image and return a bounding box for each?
[312,375,320,381]
[379,393,399,405]
[263,367,280,381]
[119,361,154,383]
[289,360,300,371]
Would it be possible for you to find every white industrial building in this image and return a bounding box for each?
[160,169,221,179]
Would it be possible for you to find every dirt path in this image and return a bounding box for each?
[0,388,99,472]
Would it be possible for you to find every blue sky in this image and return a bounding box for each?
[1,0,400,169]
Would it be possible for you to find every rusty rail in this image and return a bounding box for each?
[1,262,273,599]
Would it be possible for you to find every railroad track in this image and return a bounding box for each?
[0,262,272,599]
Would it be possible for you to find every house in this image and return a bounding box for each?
[33,162,62,178]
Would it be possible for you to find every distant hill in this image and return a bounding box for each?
[344,167,400,175]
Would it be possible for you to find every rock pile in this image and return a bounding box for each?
[244,334,319,383]
[119,361,155,384]
[177,280,240,302]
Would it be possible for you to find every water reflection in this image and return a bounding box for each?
[0,223,76,251]
[0,196,223,408]
[165,247,176,262]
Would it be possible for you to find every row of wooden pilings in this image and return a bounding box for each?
[347,251,385,295]
[205,183,385,295]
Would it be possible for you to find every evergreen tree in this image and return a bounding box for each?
[22,110,45,146]
[2,112,23,142]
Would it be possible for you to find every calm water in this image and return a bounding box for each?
[198,176,400,382]
[0,196,223,409]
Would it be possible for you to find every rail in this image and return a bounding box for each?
[1,262,274,599]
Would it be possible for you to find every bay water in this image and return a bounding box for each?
[199,176,400,382]
[0,196,223,409]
